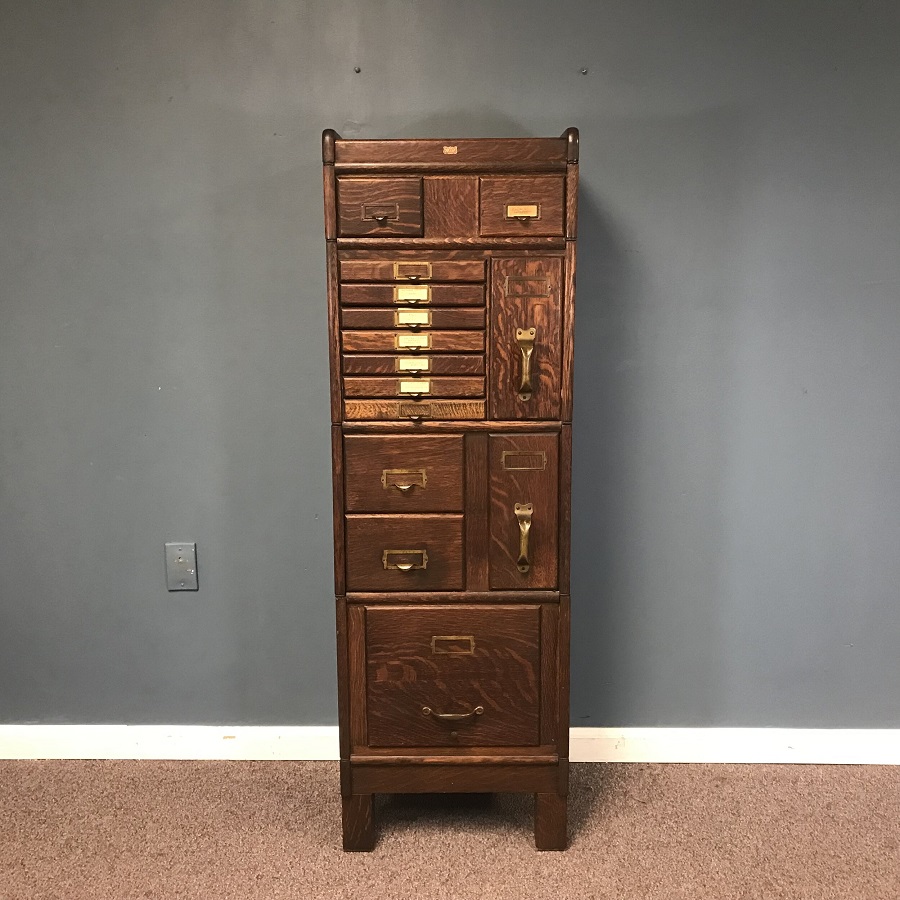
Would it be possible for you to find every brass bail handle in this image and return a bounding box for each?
[515,327,536,401]
[515,502,533,573]
[422,705,485,721]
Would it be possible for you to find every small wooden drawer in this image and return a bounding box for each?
[337,177,423,237]
[342,354,484,376]
[345,515,464,591]
[479,176,565,236]
[341,307,485,330]
[342,330,485,353]
[340,258,485,282]
[343,399,485,421]
[364,605,541,747]
[344,435,463,512]
[344,376,484,399]
[340,283,485,306]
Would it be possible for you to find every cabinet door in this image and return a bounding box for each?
[489,257,562,420]
[488,433,558,589]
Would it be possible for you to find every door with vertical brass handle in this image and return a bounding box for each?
[515,502,533,573]
[516,327,536,401]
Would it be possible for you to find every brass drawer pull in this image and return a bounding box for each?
[399,401,431,421]
[395,308,432,328]
[516,327,536,400]
[506,203,540,220]
[396,356,431,373]
[381,468,427,493]
[393,261,432,281]
[515,502,533,573]
[382,549,428,571]
[422,705,484,721]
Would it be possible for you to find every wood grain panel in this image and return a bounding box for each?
[345,514,464,591]
[336,595,350,759]
[558,424,572,593]
[344,434,464,513]
[347,604,368,748]
[558,595,571,758]
[480,176,565,237]
[342,331,484,353]
[342,354,484,375]
[347,591,559,604]
[343,399,485,422]
[340,258,484,282]
[343,376,484,399]
[489,256,562,420]
[331,425,346,594]
[326,242,341,423]
[342,420,559,434]
[337,177,423,237]
[341,307,484,330]
[340,283,484,306]
[465,433,490,591]
[364,605,540,747]
[350,763,561,794]
[488,433,559,589]
[561,242,576,422]
[424,176,479,238]
[540,604,559,745]
[334,137,567,168]
[341,794,375,851]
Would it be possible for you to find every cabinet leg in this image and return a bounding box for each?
[534,792,567,850]
[342,794,375,851]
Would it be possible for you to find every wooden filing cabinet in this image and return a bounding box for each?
[322,128,578,850]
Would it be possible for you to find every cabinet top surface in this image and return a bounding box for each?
[323,128,579,169]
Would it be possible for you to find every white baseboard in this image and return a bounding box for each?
[1,726,898,764]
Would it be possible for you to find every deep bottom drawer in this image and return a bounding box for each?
[345,515,464,591]
[364,604,541,747]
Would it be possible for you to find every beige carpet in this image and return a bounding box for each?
[1,761,897,899]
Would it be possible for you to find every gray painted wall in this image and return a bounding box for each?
[1,1,898,727]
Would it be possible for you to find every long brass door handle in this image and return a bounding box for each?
[515,502,533,573]
[515,327,536,401]
[422,705,484,721]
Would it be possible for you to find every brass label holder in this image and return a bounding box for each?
[363,203,399,223]
[501,450,547,471]
[382,549,428,571]
[393,285,431,304]
[395,333,431,350]
[506,203,540,221]
[399,379,431,395]
[431,635,475,655]
[398,401,431,420]
[396,356,431,373]
[381,468,427,492]
[395,308,432,328]
[393,261,432,281]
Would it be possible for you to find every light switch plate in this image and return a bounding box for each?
[165,542,198,591]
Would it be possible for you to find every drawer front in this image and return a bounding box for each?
[340,258,485,282]
[341,307,485,330]
[344,435,464,512]
[488,433,559,589]
[489,256,562,419]
[344,376,484,399]
[337,177,423,237]
[342,354,484,376]
[365,605,541,747]
[342,330,485,353]
[340,283,484,307]
[345,515,463,591]
[343,399,485,421]
[479,176,565,236]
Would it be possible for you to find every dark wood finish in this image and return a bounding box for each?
[363,604,541,747]
[489,256,563,420]
[343,399,486,421]
[342,353,484,375]
[424,176,479,237]
[343,376,484,399]
[324,129,578,850]
[340,282,484,306]
[340,257,484,282]
[337,177,423,237]
[480,176,565,237]
[488,433,559,589]
[341,306,484,330]
[465,433,490,591]
[344,434,464,513]
[345,514,464,591]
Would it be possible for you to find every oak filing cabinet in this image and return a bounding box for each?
[322,128,578,850]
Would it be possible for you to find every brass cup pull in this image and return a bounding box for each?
[515,502,533,573]
[422,705,484,721]
[394,483,414,492]
[515,327,536,401]
[382,549,428,571]
[372,214,388,223]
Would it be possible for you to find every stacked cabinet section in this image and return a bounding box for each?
[324,129,577,852]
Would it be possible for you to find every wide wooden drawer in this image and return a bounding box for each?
[364,605,541,747]
[479,176,565,236]
[342,354,484,376]
[344,376,484,399]
[340,258,485,282]
[344,435,463,513]
[337,177,423,237]
[340,283,484,306]
[343,399,485,421]
[345,515,463,591]
[342,330,485,353]
[342,307,485,330]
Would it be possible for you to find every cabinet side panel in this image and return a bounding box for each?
[540,603,559,744]
[348,605,368,747]
[326,241,342,423]
[336,595,351,759]
[465,432,490,590]
[559,423,572,594]
[561,240,576,423]
[332,425,346,595]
